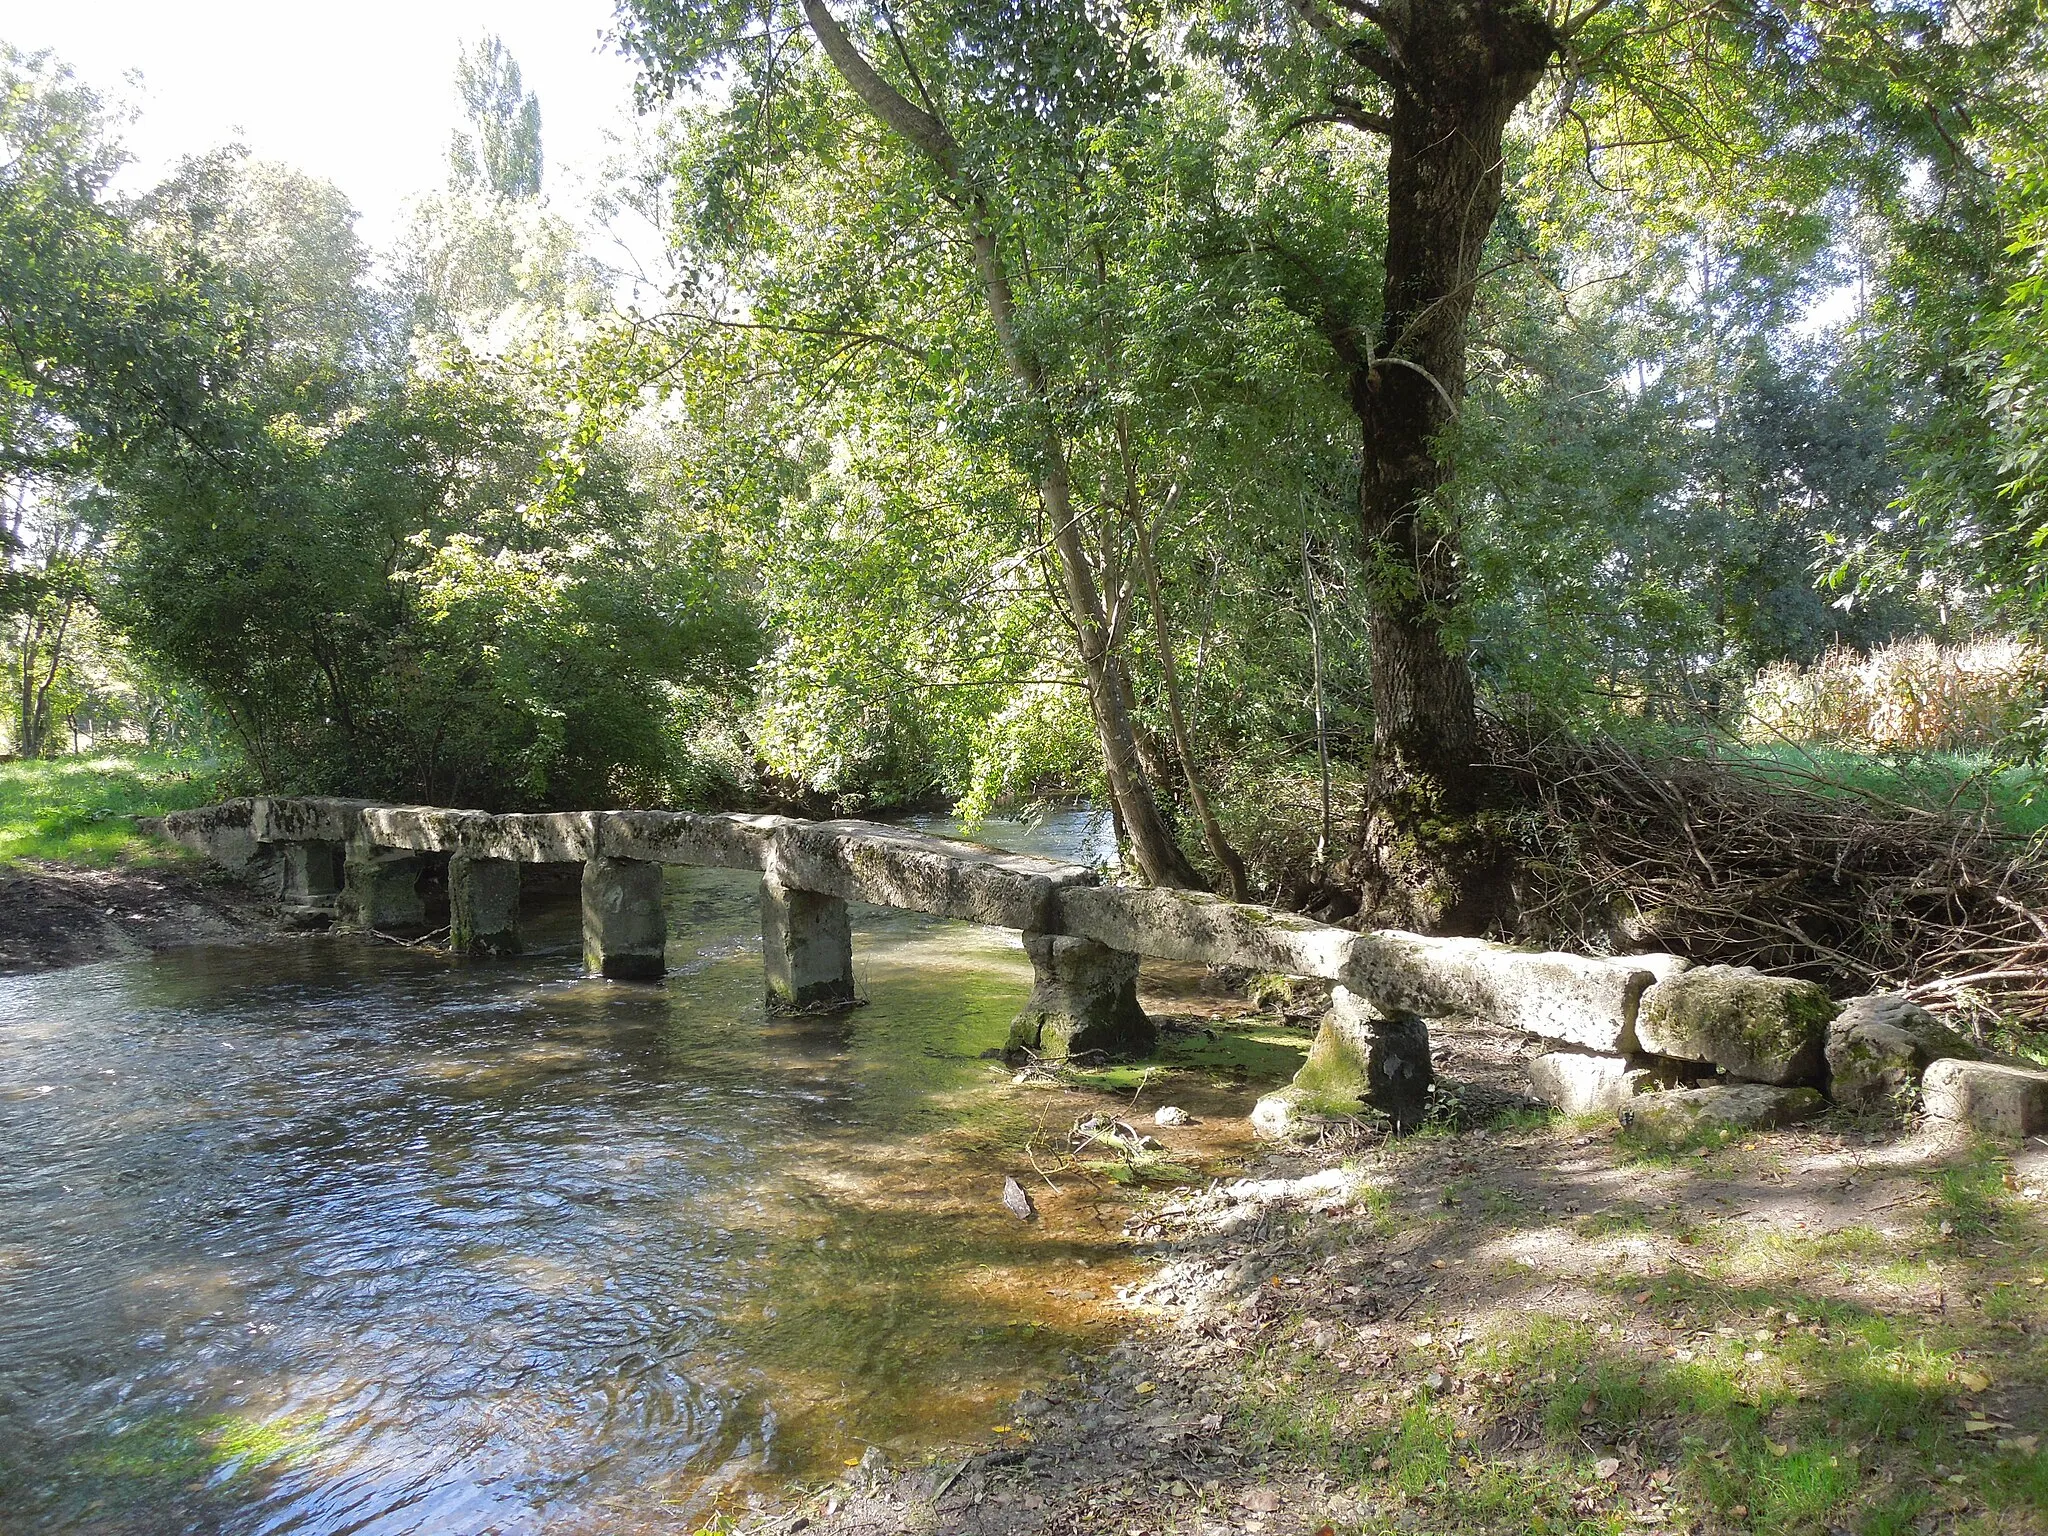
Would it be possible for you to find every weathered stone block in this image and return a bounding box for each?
[1826,993,1984,1112]
[360,807,596,864]
[1637,965,1837,1085]
[157,799,261,870]
[449,854,521,957]
[252,796,374,845]
[581,857,667,981]
[1526,1048,1683,1115]
[772,821,1093,930]
[1252,987,1433,1136]
[1344,933,1660,1051]
[1058,885,1359,978]
[278,840,342,928]
[762,877,856,1009]
[340,840,426,935]
[1620,1083,1825,1144]
[1921,1059,2048,1138]
[602,810,792,870]
[1007,932,1152,1059]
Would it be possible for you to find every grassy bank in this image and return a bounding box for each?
[0,752,236,866]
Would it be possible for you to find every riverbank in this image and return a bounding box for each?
[736,1019,2048,1536]
[0,858,277,973]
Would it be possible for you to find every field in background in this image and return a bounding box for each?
[0,753,236,866]
[1744,637,2047,755]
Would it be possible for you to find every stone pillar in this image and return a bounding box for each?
[449,854,521,957]
[762,877,856,1011]
[1252,986,1433,1136]
[339,839,426,935]
[1006,931,1154,1060]
[277,839,342,929]
[582,857,667,981]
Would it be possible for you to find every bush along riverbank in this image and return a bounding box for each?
[722,1008,2048,1536]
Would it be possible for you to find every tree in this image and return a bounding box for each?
[449,35,544,200]
[618,0,1240,888]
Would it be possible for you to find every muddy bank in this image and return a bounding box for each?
[0,860,275,974]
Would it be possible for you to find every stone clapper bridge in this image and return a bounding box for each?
[157,797,1690,1130]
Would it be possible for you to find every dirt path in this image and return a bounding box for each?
[0,860,276,974]
[735,1022,2048,1536]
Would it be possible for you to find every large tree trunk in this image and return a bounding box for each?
[1348,1,1556,932]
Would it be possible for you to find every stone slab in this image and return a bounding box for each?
[1637,965,1837,1085]
[1620,1083,1825,1144]
[340,841,426,935]
[1526,1048,1680,1116]
[768,819,1095,930]
[1343,932,1659,1051]
[157,800,261,870]
[1921,1059,2048,1138]
[252,797,376,844]
[360,807,597,864]
[600,810,793,870]
[1057,885,1357,978]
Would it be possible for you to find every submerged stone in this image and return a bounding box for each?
[1620,1083,1824,1144]
[1006,932,1152,1060]
[1825,992,1983,1112]
[1251,987,1432,1137]
[1636,965,1837,1085]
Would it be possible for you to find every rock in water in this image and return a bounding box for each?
[1153,1105,1193,1127]
[1002,1176,1037,1220]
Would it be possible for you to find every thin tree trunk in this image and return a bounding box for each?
[799,0,1199,887]
[1136,514,1248,899]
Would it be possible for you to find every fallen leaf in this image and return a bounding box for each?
[1767,1441,1789,1457]
[1135,1381,1156,1395]
[1964,1420,1995,1435]
[1957,1370,1991,1393]
[1239,1488,1282,1513]
[2001,1435,2040,1453]
[1594,1457,1622,1480]
[1370,1455,1390,1472]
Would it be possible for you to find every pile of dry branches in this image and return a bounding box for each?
[1492,724,2048,1037]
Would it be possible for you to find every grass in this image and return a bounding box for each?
[0,750,236,865]
[1216,1134,2047,1535]
[1713,739,2048,839]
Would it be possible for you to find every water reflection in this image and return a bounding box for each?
[0,812,1246,1533]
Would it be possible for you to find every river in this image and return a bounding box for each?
[0,811,1293,1532]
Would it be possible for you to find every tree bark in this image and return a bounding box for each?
[800,0,1200,887]
[1336,0,1558,931]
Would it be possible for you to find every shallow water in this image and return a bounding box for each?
[0,812,1272,1533]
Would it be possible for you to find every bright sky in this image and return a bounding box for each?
[0,0,646,251]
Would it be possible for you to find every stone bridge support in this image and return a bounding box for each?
[582,857,667,981]
[1007,932,1154,1059]
[762,877,857,1011]
[278,841,342,928]
[450,854,521,957]
[340,839,426,935]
